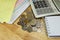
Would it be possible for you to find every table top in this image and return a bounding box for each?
[13,6,60,40]
[0,6,60,40]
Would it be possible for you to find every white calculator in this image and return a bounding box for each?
[30,0,60,18]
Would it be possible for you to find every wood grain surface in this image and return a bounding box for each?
[0,6,60,40]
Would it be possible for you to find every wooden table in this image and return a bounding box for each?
[14,6,60,40]
[0,6,60,40]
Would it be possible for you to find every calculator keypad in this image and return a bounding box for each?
[32,0,54,15]
[33,0,48,9]
[36,8,54,15]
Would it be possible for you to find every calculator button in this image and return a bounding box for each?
[43,1,48,7]
[33,1,38,8]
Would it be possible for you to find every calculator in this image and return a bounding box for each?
[30,0,59,18]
